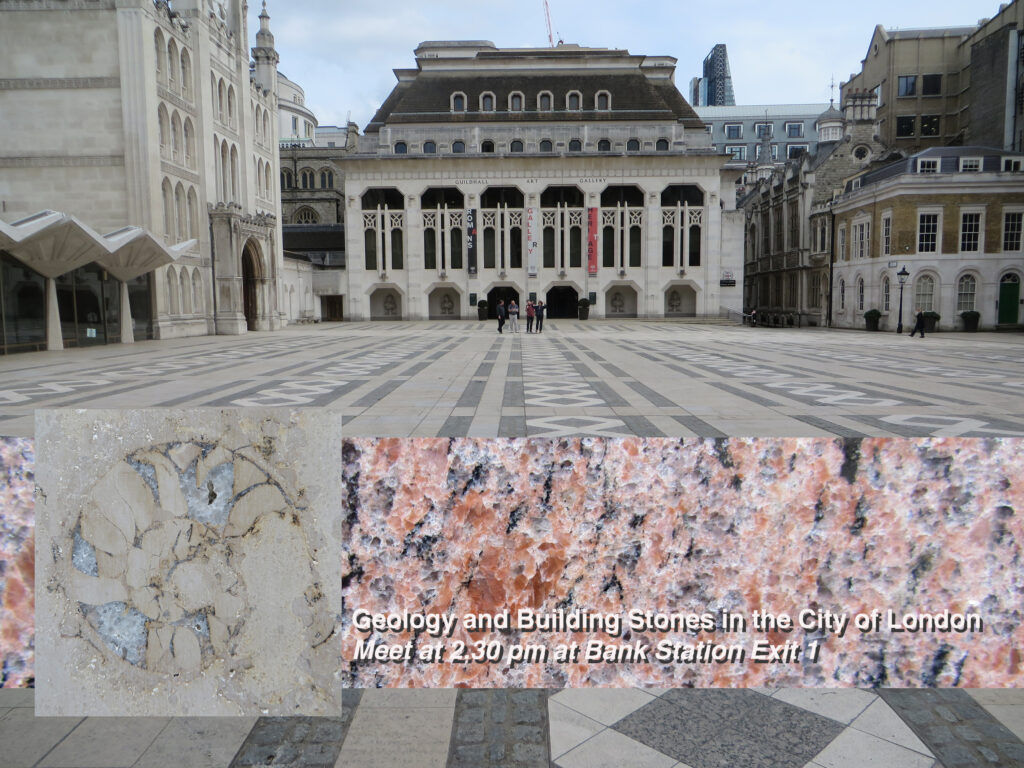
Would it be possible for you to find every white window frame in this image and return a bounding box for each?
[1003,207,1024,252]
[959,207,985,253]
[852,216,871,259]
[785,122,805,138]
[566,90,582,111]
[480,91,496,112]
[537,91,553,111]
[881,211,892,256]
[857,276,865,311]
[508,91,525,112]
[917,158,939,173]
[594,90,611,111]
[959,157,982,172]
[838,225,847,261]
[914,273,938,313]
[882,275,891,311]
[956,273,978,312]
[450,91,467,112]
[724,123,743,139]
[917,208,942,253]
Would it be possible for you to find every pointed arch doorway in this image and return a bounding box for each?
[242,238,262,331]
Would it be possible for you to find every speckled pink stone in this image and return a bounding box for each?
[0,438,34,688]
[342,438,1024,688]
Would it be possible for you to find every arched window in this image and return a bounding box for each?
[161,178,174,237]
[167,39,178,91]
[263,111,270,141]
[187,187,199,238]
[180,49,191,99]
[857,277,865,311]
[154,29,166,85]
[595,91,610,110]
[510,140,523,153]
[295,207,319,224]
[192,269,203,315]
[166,267,179,315]
[183,118,195,168]
[174,182,186,241]
[540,139,553,152]
[217,79,226,122]
[320,170,334,188]
[481,140,494,153]
[394,141,407,154]
[157,104,170,158]
[452,92,466,112]
[914,274,936,312]
[230,145,239,201]
[423,141,437,154]
[452,140,465,153]
[567,91,581,110]
[568,138,582,152]
[509,92,524,111]
[300,168,314,189]
[656,138,669,151]
[839,279,846,310]
[281,169,293,189]
[598,139,611,151]
[538,91,553,111]
[180,269,191,314]
[882,276,890,311]
[480,92,495,111]
[627,138,640,152]
[170,111,182,162]
[227,85,236,125]
[264,163,272,199]
[957,274,977,311]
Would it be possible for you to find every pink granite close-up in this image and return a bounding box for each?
[0,437,34,687]
[342,438,1024,688]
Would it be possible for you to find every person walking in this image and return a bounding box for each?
[525,300,536,333]
[535,300,545,333]
[909,307,926,338]
[508,299,520,333]
[496,299,506,334]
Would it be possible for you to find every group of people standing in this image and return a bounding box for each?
[495,299,545,334]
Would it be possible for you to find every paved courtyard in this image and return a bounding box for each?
[3,687,1024,767]
[1,320,1022,438]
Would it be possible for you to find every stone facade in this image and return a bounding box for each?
[281,41,745,322]
[0,0,299,351]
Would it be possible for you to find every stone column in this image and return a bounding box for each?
[120,280,135,344]
[46,278,63,351]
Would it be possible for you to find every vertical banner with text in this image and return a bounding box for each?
[587,207,599,275]
[466,208,477,275]
[526,206,539,277]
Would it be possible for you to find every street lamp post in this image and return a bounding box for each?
[896,266,910,334]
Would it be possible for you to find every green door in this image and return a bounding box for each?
[999,274,1021,324]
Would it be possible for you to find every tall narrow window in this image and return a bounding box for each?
[567,91,581,110]
[629,226,642,267]
[857,278,864,311]
[364,229,377,271]
[538,92,552,111]
[481,93,495,111]
[452,93,465,111]
[543,227,555,268]
[569,226,582,268]
[914,274,935,312]
[483,228,496,269]
[1005,212,1024,251]
[960,212,981,252]
[391,229,403,270]
[510,93,523,111]
[450,229,463,269]
[882,276,890,311]
[919,213,939,253]
[882,215,891,255]
[957,274,977,311]
[688,225,701,266]
[596,92,610,110]
[424,229,437,270]
[662,226,674,267]
[510,227,523,269]
[602,226,615,267]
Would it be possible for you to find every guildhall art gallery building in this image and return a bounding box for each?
[281,41,746,321]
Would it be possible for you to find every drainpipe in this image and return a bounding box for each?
[208,215,218,332]
[827,202,835,328]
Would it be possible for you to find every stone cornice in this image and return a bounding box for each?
[0,77,119,90]
[0,154,124,167]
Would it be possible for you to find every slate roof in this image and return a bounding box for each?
[365,73,704,133]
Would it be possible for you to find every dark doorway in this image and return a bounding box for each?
[999,273,1020,324]
[546,285,579,318]
[322,295,344,321]
[242,242,260,331]
[486,286,520,319]
[56,263,120,347]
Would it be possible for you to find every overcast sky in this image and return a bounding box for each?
[251,0,1002,129]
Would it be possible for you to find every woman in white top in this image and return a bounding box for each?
[508,300,520,333]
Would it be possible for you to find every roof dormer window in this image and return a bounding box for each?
[538,91,553,111]
[567,91,581,111]
[452,92,467,112]
[509,92,524,112]
[595,91,610,111]
[480,92,495,112]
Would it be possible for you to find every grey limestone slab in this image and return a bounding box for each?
[35,409,342,716]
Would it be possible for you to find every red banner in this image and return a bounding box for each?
[587,207,599,275]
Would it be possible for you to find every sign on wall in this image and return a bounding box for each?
[466,208,477,275]
[587,207,599,275]
[526,206,539,277]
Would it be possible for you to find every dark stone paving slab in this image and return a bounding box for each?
[446,689,551,768]
[613,690,845,768]
[229,711,351,768]
[672,414,727,437]
[879,689,1024,767]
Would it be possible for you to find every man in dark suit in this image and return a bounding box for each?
[496,300,506,333]
[535,300,545,333]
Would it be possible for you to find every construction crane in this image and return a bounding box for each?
[543,0,556,47]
